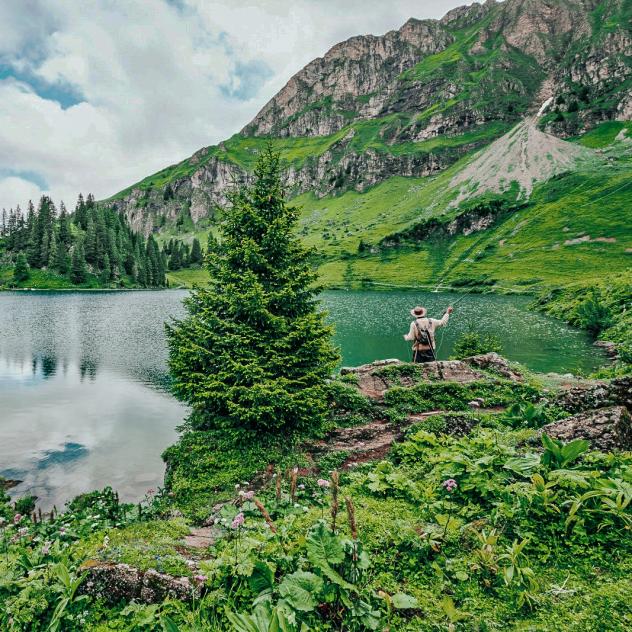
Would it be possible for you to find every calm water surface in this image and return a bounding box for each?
[0,289,605,509]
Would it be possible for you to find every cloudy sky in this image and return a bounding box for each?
[0,0,470,210]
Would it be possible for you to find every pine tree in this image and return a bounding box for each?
[70,241,88,284]
[100,253,111,284]
[56,238,70,274]
[58,202,72,247]
[166,146,339,436]
[190,238,203,265]
[13,252,30,283]
[48,229,59,269]
[74,193,87,229]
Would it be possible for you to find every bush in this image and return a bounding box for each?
[451,332,503,358]
[575,290,613,336]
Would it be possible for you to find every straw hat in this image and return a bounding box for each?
[410,306,427,318]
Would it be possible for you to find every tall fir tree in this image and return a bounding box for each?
[13,252,30,283]
[58,202,72,247]
[166,146,339,436]
[100,253,111,284]
[74,193,87,229]
[189,237,203,265]
[70,241,88,284]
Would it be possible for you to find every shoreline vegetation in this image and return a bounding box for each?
[1,148,630,631]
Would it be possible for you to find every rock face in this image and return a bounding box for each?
[341,353,523,400]
[553,376,632,413]
[540,406,632,451]
[107,0,632,234]
[79,563,199,605]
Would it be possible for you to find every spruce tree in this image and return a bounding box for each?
[100,253,111,284]
[70,241,88,284]
[47,230,59,269]
[166,146,339,436]
[190,237,203,265]
[13,252,30,283]
[58,202,72,247]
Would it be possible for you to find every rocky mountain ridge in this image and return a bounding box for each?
[107,0,632,236]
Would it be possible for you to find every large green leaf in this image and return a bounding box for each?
[504,454,541,476]
[249,560,276,597]
[560,439,590,467]
[306,522,355,591]
[279,571,323,612]
[392,592,419,609]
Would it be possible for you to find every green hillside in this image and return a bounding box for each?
[164,121,631,296]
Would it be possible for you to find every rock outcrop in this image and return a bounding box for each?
[80,563,199,605]
[553,376,632,413]
[540,405,632,451]
[341,353,523,400]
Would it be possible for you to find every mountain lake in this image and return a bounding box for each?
[0,289,606,509]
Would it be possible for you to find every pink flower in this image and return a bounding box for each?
[13,513,22,524]
[231,512,245,529]
[442,479,458,493]
[317,479,330,488]
[243,491,255,500]
[194,574,207,585]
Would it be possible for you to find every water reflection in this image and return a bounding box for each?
[0,291,190,510]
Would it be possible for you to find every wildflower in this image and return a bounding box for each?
[317,479,330,488]
[13,513,22,524]
[231,512,245,529]
[442,478,458,493]
[194,574,207,585]
[243,490,255,500]
[42,541,52,555]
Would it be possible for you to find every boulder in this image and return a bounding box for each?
[554,376,632,413]
[79,562,198,604]
[540,406,632,452]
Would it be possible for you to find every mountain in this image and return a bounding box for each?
[107,0,632,291]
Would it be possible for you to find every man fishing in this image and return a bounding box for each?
[404,305,453,363]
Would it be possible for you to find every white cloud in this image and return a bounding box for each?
[0,0,471,209]
[0,177,45,210]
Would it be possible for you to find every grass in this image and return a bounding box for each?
[575,121,632,148]
[167,267,210,288]
[0,266,102,290]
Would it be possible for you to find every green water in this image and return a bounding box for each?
[321,290,605,374]
[0,289,604,509]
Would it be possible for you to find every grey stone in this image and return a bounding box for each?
[540,406,632,452]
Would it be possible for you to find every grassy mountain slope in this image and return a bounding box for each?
[288,121,631,292]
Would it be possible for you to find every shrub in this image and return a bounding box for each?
[575,290,613,336]
[451,332,502,358]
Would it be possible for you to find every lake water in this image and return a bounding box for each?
[0,289,605,510]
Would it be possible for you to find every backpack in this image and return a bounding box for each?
[413,318,433,348]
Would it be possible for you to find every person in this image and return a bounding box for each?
[404,305,453,363]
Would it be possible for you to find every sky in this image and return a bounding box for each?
[0,0,472,210]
